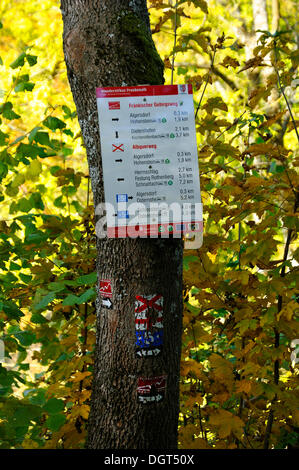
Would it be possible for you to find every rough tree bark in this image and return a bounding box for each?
[60,0,183,449]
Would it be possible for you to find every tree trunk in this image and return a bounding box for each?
[250,0,279,115]
[60,0,183,449]
[252,0,269,36]
[271,0,280,33]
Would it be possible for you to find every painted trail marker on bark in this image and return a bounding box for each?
[135,294,163,358]
[137,375,167,404]
[96,84,203,245]
[99,279,112,298]
[99,279,113,309]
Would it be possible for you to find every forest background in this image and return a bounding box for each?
[0,0,298,450]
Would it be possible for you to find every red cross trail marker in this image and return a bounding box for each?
[135,294,163,314]
[112,144,124,152]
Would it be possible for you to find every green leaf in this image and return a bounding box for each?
[0,161,8,180]
[9,261,21,270]
[34,132,50,146]
[26,159,42,178]
[30,312,48,324]
[28,126,43,144]
[13,330,36,346]
[43,398,64,414]
[76,272,97,285]
[19,273,32,283]
[62,185,76,196]
[43,116,66,131]
[25,230,47,244]
[47,281,67,292]
[63,128,74,137]
[61,146,73,157]
[183,255,198,270]
[0,300,23,320]
[54,195,65,208]
[26,54,37,67]
[12,408,32,426]
[0,130,8,146]
[16,143,44,159]
[29,192,44,210]
[14,81,35,93]
[10,52,26,69]
[77,288,96,304]
[28,389,46,406]
[0,102,20,120]
[62,294,79,306]
[11,173,25,188]
[35,291,56,310]
[18,197,32,213]
[45,413,66,432]
[177,67,188,75]
[72,229,82,242]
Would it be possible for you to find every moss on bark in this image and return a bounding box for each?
[119,11,164,85]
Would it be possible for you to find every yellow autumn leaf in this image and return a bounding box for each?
[69,371,92,383]
[292,409,299,426]
[239,271,249,285]
[277,300,298,321]
[181,358,203,378]
[79,404,90,420]
[178,423,202,448]
[236,380,252,394]
[78,389,92,403]
[182,393,204,410]
[220,56,240,68]
[209,409,244,438]
[224,270,249,285]
[209,353,234,388]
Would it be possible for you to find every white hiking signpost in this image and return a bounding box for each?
[96,84,203,248]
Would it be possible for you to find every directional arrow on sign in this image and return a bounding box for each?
[102,298,113,309]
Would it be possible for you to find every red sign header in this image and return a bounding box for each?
[96,84,192,98]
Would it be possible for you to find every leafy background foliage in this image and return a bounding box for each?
[0,0,298,449]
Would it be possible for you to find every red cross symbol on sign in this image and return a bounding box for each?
[112,144,124,152]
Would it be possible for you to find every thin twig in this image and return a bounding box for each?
[273,40,299,143]
[195,47,217,119]
[263,196,298,449]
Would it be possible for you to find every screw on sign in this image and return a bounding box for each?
[137,375,167,404]
[135,294,163,358]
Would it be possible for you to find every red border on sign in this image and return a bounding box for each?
[107,220,203,239]
[96,84,193,98]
